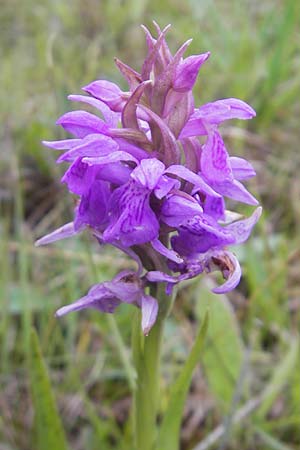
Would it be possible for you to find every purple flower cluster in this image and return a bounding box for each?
[37,24,261,334]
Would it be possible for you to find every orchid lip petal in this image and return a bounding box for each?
[103,179,159,246]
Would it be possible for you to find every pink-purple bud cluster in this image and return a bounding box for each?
[36,24,261,334]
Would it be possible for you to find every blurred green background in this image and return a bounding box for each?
[0,0,300,449]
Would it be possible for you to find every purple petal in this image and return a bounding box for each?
[196,98,256,123]
[130,158,165,190]
[114,138,150,160]
[56,271,145,318]
[74,180,110,231]
[179,98,256,139]
[56,111,109,138]
[104,281,141,304]
[201,193,225,220]
[151,238,183,264]
[42,139,81,150]
[82,80,127,112]
[95,163,132,185]
[201,130,233,182]
[141,294,158,335]
[226,207,262,244]
[211,251,242,293]
[35,222,79,246]
[181,137,202,173]
[179,116,207,139]
[68,95,119,127]
[103,181,159,246]
[57,134,119,163]
[83,150,138,166]
[230,157,256,180]
[166,165,222,200]
[146,270,178,295]
[172,214,235,256]
[211,179,259,205]
[61,158,98,195]
[154,175,180,199]
[173,52,210,92]
[146,270,177,284]
[55,284,121,317]
[160,193,203,227]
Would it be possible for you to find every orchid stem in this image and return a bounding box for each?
[132,284,168,450]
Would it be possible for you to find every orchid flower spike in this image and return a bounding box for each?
[37,24,260,334]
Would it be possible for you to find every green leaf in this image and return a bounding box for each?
[29,328,68,450]
[194,279,244,409]
[156,312,209,450]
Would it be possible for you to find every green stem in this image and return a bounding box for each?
[132,284,170,450]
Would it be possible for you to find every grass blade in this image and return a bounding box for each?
[29,327,68,450]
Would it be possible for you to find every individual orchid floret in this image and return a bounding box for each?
[37,23,261,333]
[56,271,158,335]
[147,249,242,295]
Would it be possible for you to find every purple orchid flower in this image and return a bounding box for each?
[36,24,261,334]
[56,271,158,336]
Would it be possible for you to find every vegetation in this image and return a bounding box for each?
[0,0,299,449]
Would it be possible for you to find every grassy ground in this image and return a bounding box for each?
[0,0,300,449]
